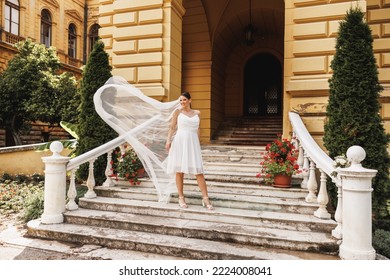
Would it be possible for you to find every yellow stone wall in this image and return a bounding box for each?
[368,0,390,136]
[181,0,212,143]
[0,147,72,176]
[0,0,95,72]
[98,0,185,101]
[284,0,390,147]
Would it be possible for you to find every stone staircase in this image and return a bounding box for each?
[27,145,340,260]
[212,116,283,146]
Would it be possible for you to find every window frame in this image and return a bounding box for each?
[88,23,100,54]
[4,0,20,36]
[40,9,52,47]
[68,23,77,59]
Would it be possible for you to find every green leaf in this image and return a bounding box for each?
[60,121,79,139]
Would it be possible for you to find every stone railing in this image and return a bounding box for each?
[0,30,25,45]
[289,111,377,260]
[40,135,127,223]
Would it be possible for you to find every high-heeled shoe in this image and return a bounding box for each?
[202,197,214,210]
[178,196,188,208]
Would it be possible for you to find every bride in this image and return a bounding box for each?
[94,76,212,210]
[165,92,213,210]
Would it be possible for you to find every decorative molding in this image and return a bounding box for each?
[65,9,83,22]
[42,0,60,8]
[169,0,186,17]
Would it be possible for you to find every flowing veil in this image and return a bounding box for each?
[93,76,180,203]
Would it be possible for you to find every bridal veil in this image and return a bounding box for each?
[94,76,180,203]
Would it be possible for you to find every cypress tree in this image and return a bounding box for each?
[75,40,117,184]
[324,7,390,216]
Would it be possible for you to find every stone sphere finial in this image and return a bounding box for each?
[346,145,366,165]
[50,141,64,156]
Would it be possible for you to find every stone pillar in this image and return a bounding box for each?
[338,145,377,260]
[41,141,70,224]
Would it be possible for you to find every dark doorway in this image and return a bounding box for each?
[244,53,282,116]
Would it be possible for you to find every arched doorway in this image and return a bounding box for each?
[244,53,282,116]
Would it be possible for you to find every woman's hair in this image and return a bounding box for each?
[181,92,191,99]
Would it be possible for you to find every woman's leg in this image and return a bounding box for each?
[176,172,187,208]
[176,172,185,196]
[195,174,208,197]
[195,174,213,210]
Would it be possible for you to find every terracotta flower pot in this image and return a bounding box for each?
[137,168,145,178]
[272,174,292,188]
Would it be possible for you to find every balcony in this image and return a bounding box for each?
[0,30,25,45]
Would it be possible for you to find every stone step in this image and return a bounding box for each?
[202,153,261,164]
[203,162,260,173]
[210,139,275,145]
[27,219,339,260]
[215,136,278,142]
[63,208,338,253]
[217,127,282,133]
[213,117,283,145]
[202,145,265,164]
[201,144,265,154]
[92,186,318,215]
[77,196,336,233]
[215,133,280,139]
[119,179,308,199]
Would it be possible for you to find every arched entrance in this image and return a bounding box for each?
[181,0,285,142]
[244,53,282,116]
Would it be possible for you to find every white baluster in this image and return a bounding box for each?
[103,150,115,187]
[41,141,70,224]
[84,160,97,198]
[314,169,330,219]
[297,143,304,172]
[301,151,309,189]
[66,169,79,210]
[332,181,343,239]
[291,131,298,150]
[305,159,318,203]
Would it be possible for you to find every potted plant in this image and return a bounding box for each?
[256,136,300,188]
[112,146,144,185]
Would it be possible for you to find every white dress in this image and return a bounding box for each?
[166,113,204,175]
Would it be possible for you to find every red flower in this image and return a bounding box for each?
[256,135,301,185]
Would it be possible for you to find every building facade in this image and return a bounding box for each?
[96,0,390,146]
[0,0,101,74]
[1,0,389,147]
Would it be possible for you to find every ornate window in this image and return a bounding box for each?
[68,24,77,58]
[40,9,52,47]
[88,24,100,53]
[5,0,20,35]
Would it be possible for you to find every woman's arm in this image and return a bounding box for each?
[166,109,180,152]
[196,110,201,137]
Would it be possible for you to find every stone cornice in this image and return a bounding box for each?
[65,9,83,22]
[42,0,60,8]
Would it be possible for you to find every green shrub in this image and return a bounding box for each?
[373,229,390,258]
[75,185,88,204]
[75,40,117,185]
[0,173,13,182]
[22,188,44,222]
[373,217,390,232]
[323,7,390,215]
[31,173,45,183]
[14,174,28,183]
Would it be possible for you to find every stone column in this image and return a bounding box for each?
[338,145,377,260]
[41,141,70,224]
